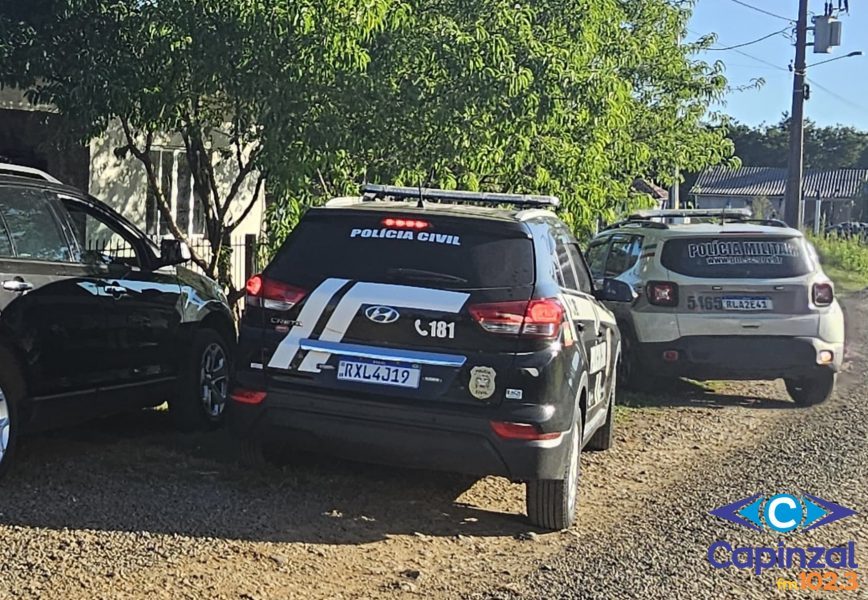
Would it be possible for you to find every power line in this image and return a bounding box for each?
[728,0,796,23]
[688,28,790,75]
[730,48,788,72]
[806,77,868,112]
[707,27,791,51]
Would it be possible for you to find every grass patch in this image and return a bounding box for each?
[809,234,868,292]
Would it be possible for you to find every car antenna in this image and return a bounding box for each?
[417,179,425,209]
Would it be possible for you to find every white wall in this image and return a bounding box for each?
[88,120,265,239]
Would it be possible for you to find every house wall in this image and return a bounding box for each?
[88,121,265,238]
[693,195,785,217]
[695,194,857,225]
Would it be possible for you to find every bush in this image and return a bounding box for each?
[809,233,868,289]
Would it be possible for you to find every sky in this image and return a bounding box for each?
[688,0,868,130]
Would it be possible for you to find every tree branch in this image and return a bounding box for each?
[119,117,209,273]
[226,171,266,232]
[219,145,261,222]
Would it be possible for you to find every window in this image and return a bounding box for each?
[567,244,593,293]
[66,203,142,269]
[605,236,642,277]
[146,149,206,238]
[586,240,609,279]
[268,214,535,288]
[555,239,579,290]
[0,187,72,262]
[661,236,811,279]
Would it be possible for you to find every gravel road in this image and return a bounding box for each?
[0,297,865,599]
[484,293,868,599]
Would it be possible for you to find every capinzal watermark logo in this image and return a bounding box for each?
[706,494,859,578]
[710,493,855,534]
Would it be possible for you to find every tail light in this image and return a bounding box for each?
[469,298,564,339]
[245,274,307,311]
[490,421,562,441]
[230,388,267,405]
[812,282,834,306]
[647,281,679,307]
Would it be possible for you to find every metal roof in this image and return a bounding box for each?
[691,166,868,200]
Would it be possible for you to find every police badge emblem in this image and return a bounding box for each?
[469,366,496,400]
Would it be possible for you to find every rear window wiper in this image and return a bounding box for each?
[385,267,468,284]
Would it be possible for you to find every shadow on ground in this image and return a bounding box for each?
[618,378,799,410]
[0,409,531,545]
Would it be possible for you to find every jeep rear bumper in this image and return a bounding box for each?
[634,335,844,380]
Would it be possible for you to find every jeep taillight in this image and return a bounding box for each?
[647,281,679,307]
[813,282,834,307]
[469,298,564,339]
[245,274,307,311]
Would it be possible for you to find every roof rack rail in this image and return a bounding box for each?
[601,220,669,232]
[627,208,752,220]
[0,163,61,183]
[360,184,560,209]
[730,218,788,228]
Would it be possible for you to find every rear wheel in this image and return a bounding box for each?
[587,358,618,452]
[0,362,24,481]
[525,420,581,530]
[785,371,836,406]
[239,437,289,468]
[170,329,232,431]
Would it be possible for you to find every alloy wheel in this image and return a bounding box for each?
[0,388,10,464]
[200,342,229,419]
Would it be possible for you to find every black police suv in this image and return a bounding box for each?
[232,185,632,530]
[0,172,235,479]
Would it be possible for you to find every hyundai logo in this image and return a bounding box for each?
[365,305,400,324]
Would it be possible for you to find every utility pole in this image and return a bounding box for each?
[670,167,680,209]
[783,0,810,229]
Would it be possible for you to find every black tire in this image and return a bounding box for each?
[587,358,618,452]
[0,360,25,481]
[239,437,267,468]
[239,437,287,468]
[618,331,643,390]
[170,328,232,432]
[785,371,836,406]
[526,420,582,531]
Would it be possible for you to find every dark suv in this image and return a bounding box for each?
[232,185,631,530]
[0,172,235,479]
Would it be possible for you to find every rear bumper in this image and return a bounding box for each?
[228,386,572,481]
[635,336,844,380]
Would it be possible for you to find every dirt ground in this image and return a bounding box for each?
[1,298,863,600]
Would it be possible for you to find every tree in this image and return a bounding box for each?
[294,0,736,236]
[727,118,868,170]
[4,0,735,264]
[0,0,398,295]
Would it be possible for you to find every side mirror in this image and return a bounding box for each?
[594,278,636,303]
[160,238,192,266]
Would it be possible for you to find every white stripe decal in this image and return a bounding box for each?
[267,278,350,369]
[297,282,470,373]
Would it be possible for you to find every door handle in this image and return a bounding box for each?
[2,279,33,292]
[105,284,128,297]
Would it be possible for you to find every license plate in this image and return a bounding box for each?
[337,360,420,388]
[721,296,773,311]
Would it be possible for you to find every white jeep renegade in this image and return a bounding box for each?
[587,209,845,405]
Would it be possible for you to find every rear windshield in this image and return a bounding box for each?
[661,236,812,279]
[267,214,535,289]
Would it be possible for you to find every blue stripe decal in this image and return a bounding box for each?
[298,339,467,367]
